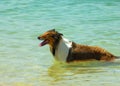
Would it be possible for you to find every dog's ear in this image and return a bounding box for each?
[58,32,63,36]
[52,32,63,39]
[56,32,63,38]
[48,29,55,32]
[52,29,55,32]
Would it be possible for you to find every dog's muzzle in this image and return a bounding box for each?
[38,37,41,40]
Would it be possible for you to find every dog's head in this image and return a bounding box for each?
[38,29,63,47]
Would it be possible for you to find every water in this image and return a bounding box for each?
[0,0,120,86]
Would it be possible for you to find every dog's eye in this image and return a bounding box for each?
[51,35,55,38]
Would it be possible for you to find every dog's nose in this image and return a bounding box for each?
[38,37,41,40]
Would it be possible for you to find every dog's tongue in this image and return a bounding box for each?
[39,40,48,47]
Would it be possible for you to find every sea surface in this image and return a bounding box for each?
[0,0,120,86]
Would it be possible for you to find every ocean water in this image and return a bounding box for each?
[0,0,120,86]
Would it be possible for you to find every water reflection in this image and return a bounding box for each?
[48,61,110,81]
[48,60,120,81]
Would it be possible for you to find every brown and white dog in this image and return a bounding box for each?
[38,29,118,63]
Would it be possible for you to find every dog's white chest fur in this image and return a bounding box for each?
[54,37,72,62]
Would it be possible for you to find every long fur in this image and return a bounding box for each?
[38,29,117,62]
[55,37,72,62]
[67,42,115,62]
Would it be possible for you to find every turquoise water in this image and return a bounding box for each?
[0,0,120,86]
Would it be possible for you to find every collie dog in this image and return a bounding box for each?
[38,29,117,63]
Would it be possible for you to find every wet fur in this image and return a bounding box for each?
[67,42,115,62]
[38,29,116,62]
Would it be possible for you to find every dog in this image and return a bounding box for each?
[38,29,118,63]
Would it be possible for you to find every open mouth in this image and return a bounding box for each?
[39,39,49,47]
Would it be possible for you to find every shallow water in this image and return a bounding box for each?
[0,0,120,86]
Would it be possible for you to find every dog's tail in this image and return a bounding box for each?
[115,56,120,59]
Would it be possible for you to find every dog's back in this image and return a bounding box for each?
[67,42,116,62]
